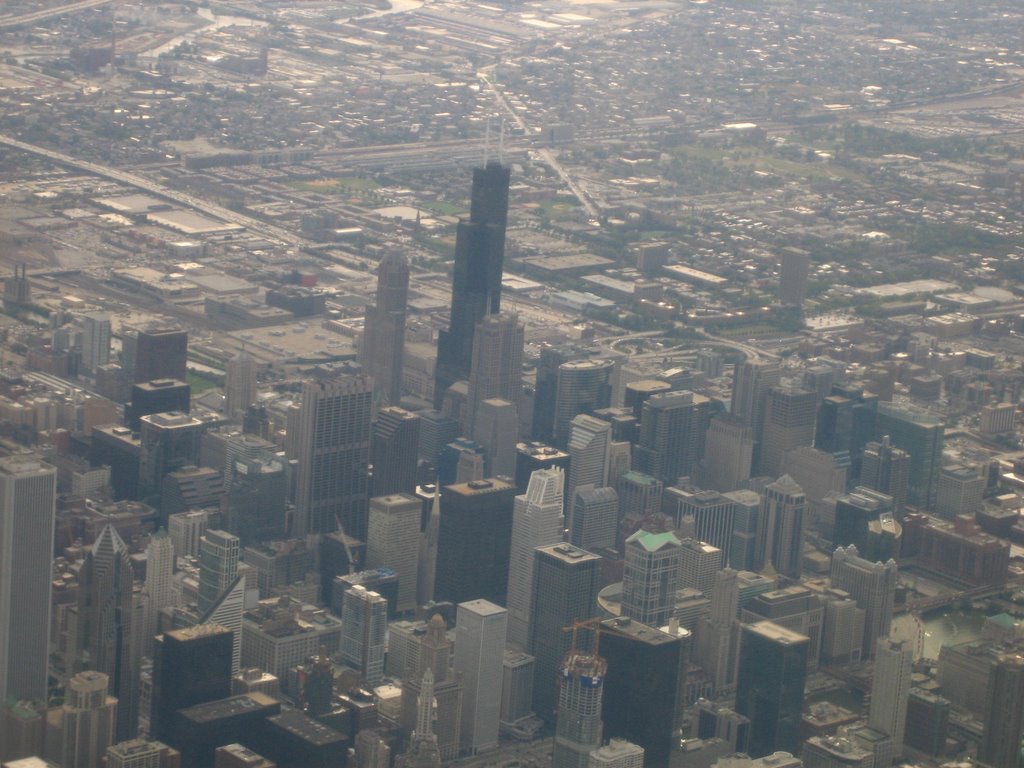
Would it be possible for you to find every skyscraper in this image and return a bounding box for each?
[553,647,606,768]
[367,494,422,612]
[734,621,809,758]
[553,360,615,447]
[635,391,718,485]
[435,478,516,606]
[834,487,894,553]
[730,360,781,433]
[137,412,204,505]
[224,351,257,422]
[757,476,806,578]
[567,415,611,507]
[73,524,137,740]
[340,585,388,685]
[868,638,913,767]
[472,398,519,479]
[454,600,507,754]
[196,529,244,674]
[600,617,687,767]
[874,402,944,511]
[700,414,754,493]
[371,407,421,497]
[52,671,117,768]
[621,530,682,628]
[528,545,603,722]
[399,616,463,763]
[134,329,188,384]
[778,248,810,307]
[362,250,409,408]
[815,385,879,484]
[144,529,176,658]
[417,488,441,608]
[292,373,373,538]
[830,545,897,659]
[679,538,722,597]
[860,436,911,514]
[0,456,56,704]
[570,485,618,553]
[465,312,524,436]
[435,162,511,406]
[532,345,587,443]
[82,312,112,373]
[507,468,565,650]
[151,625,233,742]
[399,668,442,768]
[979,652,1024,768]
[758,387,817,478]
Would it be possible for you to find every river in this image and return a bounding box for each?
[891,605,992,660]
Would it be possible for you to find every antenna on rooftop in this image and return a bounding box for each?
[499,117,505,164]
[484,116,491,165]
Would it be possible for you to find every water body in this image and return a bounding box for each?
[142,10,268,58]
[891,605,990,660]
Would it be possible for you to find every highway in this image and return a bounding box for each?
[0,0,116,30]
[0,133,303,248]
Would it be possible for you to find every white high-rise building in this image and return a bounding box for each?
[224,350,258,421]
[196,530,243,673]
[567,415,611,509]
[0,456,56,703]
[868,637,913,766]
[454,600,507,755]
[830,545,897,660]
[588,739,644,768]
[367,493,421,612]
[143,530,175,656]
[506,467,565,649]
[678,538,722,598]
[340,585,388,685]
[81,312,112,373]
[168,508,207,559]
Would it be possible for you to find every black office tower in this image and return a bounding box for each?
[735,621,809,758]
[134,329,188,384]
[599,617,687,768]
[151,625,234,743]
[434,477,516,605]
[434,162,511,407]
[371,406,421,497]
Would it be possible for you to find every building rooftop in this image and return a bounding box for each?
[745,620,810,646]
[267,710,348,746]
[601,616,678,646]
[625,529,681,552]
[446,477,514,496]
[177,693,279,724]
[537,543,602,565]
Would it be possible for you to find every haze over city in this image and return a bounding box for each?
[1,1,1024,768]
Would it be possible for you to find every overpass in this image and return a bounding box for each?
[0,0,116,30]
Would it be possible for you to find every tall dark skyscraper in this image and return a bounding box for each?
[434,161,511,407]
[372,406,421,497]
[361,251,410,408]
[600,617,688,767]
[528,544,602,723]
[735,621,809,758]
[134,329,188,384]
[151,625,234,742]
[434,477,516,606]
